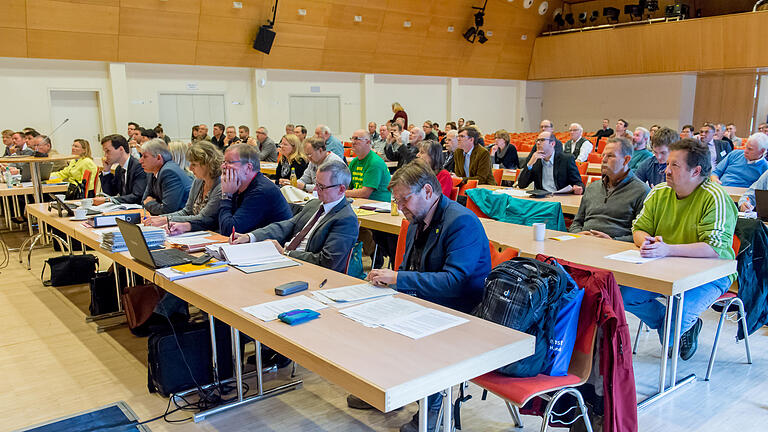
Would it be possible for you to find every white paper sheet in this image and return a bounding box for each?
[241,295,327,322]
[356,201,391,211]
[604,249,660,264]
[492,188,528,197]
[216,241,286,266]
[316,283,396,302]
[382,309,469,339]
[339,297,426,327]
[550,234,581,241]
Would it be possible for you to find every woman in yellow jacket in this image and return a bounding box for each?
[49,139,98,193]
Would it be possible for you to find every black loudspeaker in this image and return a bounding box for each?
[253,25,276,54]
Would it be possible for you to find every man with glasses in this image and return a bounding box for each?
[294,136,343,191]
[346,130,391,201]
[443,129,459,172]
[454,126,495,185]
[219,143,291,235]
[563,122,592,163]
[354,159,490,432]
[255,126,278,162]
[699,123,733,169]
[386,126,422,170]
[232,160,357,272]
[139,139,192,215]
[517,131,584,194]
[680,124,695,139]
[525,119,563,162]
[423,121,438,142]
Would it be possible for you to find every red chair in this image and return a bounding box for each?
[587,152,602,164]
[466,195,489,219]
[451,177,463,187]
[81,169,93,198]
[576,162,588,175]
[489,241,518,268]
[493,168,504,186]
[580,175,588,186]
[449,187,459,201]
[344,148,353,158]
[471,282,597,431]
[458,179,478,197]
[393,219,410,270]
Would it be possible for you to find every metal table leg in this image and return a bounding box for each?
[442,386,452,432]
[419,396,428,432]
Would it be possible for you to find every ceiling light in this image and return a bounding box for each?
[578,12,587,23]
[565,13,574,25]
[353,15,362,22]
[603,7,620,22]
[589,10,599,22]
[403,21,411,27]
[463,26,477,42]
[298,9,306,16]
[447,26,454,32]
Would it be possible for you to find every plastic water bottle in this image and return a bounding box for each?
[4,167,11,186]
[290,167,297,187]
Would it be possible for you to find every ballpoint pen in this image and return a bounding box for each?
[318,278,328,289]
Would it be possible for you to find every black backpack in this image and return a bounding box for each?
[473,256,569,377]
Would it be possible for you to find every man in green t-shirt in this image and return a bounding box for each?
[346,129,391,202]
[624,138,737,361]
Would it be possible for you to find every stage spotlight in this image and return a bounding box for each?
[474,11,485,27]
[578,12,588,23]
[646,0,659,12]
[477,29,488,44]
[554,12,565,26]
[603,7,620,22]
[624,4,643,19]
[565,13,574,25]
[589,10,599,22]
[463,26,477,42]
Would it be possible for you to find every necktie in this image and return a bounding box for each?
[285,206,325,252]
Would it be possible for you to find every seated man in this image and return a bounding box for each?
[635,127,678,187]
[623,138,737,360]
[315,124,345,161]
[139,139,192,215]
[710,133,768,188]
[453,126,495,185]
[353,159,491,432]
[569,137,650,241]
[517,131,584,194]
[254,126,278,162]
[563,123,593,163]
[345,130,391,202]
[442,129,458,172]
[293,136,343,191]
[232,160,357,272]
[386,126,422,170]
[628,127,653,171]
[95,134,147,205]
[738,169,768,212]
[219,143,292,235]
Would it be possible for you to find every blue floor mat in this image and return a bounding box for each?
[19,402,149,432]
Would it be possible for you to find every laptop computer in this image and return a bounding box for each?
[116,218,194,268]
[755,189,768,222]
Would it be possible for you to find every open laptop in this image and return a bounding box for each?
[755,189,768,222]
[116,218,194,268]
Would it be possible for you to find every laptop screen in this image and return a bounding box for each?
[756,189,768,221]
[116,218,156,268]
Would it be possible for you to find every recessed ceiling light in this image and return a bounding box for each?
[403,21,412,27]
[521,34,528,40]
[486,30,493,36]
[447,26,455,32]
[354,15,362,22]
[298,9,307,15]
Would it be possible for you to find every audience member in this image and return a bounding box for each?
[725,123,742,147]
[295,136,344,191]
[443,129,458,172]
[154,124,171,144]
[2,129,15,155]
[386,126,422,170]
[710,133,768,187]
[680,124,695,139]
[371,124,388,154]
[715,123,733,147]
[191,125,199,142]
[418,140,452,196]
[168,141,192,177]
[233,160,358,273]
[628,127,653,170]
[699,123,733,168]
[516,131,583,194]
[569,137,650,241]
[422,121,438,142]
[127,122,140,143]
[196,124,210,142]
[591,118,614,147]
[526,120,563,161]
[611,119,632,141]
[457,117,465,129]
[223,126,240,148]
[625,138,737,360]
[238,125,257,146]
[758,123,768,134]
[95,134,147,205]
[391,102,408,131]
[210,123,226,150]
[285,124,295,136]
[294,124,308,142]
[563,123,593,163]
[22,130,39,155]
[345,130,391,201]
[219,143,291,234]
[454,126,495,185]
[49,139,98,192]
[314,125,344,161]
[636,126,678,187]
[490,129,520,169]
[255,126,278,162]
[274,134,309,185]
[139,139,192,215]
[144,141,223,234]
[649,124,661,138]
[368,121,380,142]
[738,169,768,211]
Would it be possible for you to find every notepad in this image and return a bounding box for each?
[492,188,528,197]
[167,232,228,252]
[156,261,228,281]
[550,234,581,241]
[315,283,396,303]
[604,249,660,264]
[208,241,287,266]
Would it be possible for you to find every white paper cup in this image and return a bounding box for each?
[81,198,93,207]
[74,208,87,219]
[493,164,500,170]
[533,222,546,241]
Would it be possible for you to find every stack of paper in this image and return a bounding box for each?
[167,231,228,252]
[242,295,327,322]
[492,188,529,197]
[339,297,469,339]
[357,201,391,212]
[156,261,229,281]
[312,284,396,308]
[101,226,166,252]
[88,202,143,213]
[206,241,299,273]
[604,249,660,264]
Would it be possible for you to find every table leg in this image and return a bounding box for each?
[442,386,452,432]
[209,315,220,387]
[30,162,43,204]
[670,292,684,387]
[25,195,33,236]
[419,396,428,432]
[2,196,10,229]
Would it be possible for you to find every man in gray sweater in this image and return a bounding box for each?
[569,137,650,242]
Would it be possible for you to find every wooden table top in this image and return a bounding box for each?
[0,154,76,164]
[0,183,69,197]
[27,203,534,413]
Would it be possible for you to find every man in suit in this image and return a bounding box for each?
[139,138,192,215]
[517,131,584,194]
[563,122,593,163]
[525,119,564,162]
[210,123,226,150]
[453,126,495,185]
[254,126,278,162]
[360,159,491,432]
[699,123,733,169]
[94,134,148,205]
[232,160,357,273]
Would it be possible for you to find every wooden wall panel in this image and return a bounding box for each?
[27,29,117,61]
[200,0,264,19]
[26,0,119,34]
[693,72,756,136]
[0,27,28,58]
[118,35,197,64]
[119,8,199,40]
[195,41,263,68]
[0,0,27,28]
[272,23,327,49]
[120,0,201,14]
[198,15,256,44]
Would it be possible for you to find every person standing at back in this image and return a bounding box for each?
[391,102,408,132]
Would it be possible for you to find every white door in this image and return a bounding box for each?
[289,96,341,136]
[49,90,103,158]
[524,97,542,132]
[159,93,226,141]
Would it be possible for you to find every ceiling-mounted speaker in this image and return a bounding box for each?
[253,25,276,54]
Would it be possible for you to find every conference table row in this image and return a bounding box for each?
[0,182,68,233]
[25,202,534,431]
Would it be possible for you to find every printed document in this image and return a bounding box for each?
[605,249,661,264]
[242,295,327,322]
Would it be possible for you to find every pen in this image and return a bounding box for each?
[231,226,236,243]
[318,278,328,289]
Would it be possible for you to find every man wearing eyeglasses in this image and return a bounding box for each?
[219,143,292,235]
[345,130,391,202]
[453,126,495,185]
[517,131,584,194]
[254,126,278,162]
[231,160,357,272]
[525,120,564,162]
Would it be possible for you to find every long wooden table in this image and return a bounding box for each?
[0,183,68,232]
[26,203,534,430]
[0,154,76,203]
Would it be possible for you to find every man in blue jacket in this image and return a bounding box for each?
[219,143,292,235]
[140,138,192,215]
[353,159,491,432]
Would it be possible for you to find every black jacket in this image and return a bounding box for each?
[493,145,519,169]
[516,152,583,191]
[100,156,148,204]
[713,139,734,165]
[385,142,419,170]
[734,218,768,339]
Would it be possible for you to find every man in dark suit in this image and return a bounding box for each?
[139,138,192,215]
[699,123,733,168]
[94,134,147,205]
[453,126,495,185]
[359,159,492,431]
[232,160,357,273]
[517,131,584,194]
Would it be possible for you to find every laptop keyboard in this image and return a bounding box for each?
[151,249,192,268]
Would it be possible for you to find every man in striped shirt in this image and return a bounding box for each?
[623,138,738,361]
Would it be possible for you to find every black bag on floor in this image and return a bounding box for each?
[147,318,234,397]
[88,267,127,316]
[41,253,98,287]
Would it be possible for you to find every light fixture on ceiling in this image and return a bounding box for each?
[603,7,620,22]
[463,26,477,42]
[477,30,488,44]
[447,26,455,32]
[354,15,362,22]
[521,34,527,40]
[554,12,565,27]
[463,0,489,44]
[403,20,412,27]
[298,9,306,16]
[565,13,574,25]
[589,10,599,22]
[578,12,587,23]
[232,2,243,8]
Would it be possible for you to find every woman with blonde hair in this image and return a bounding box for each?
[391,102,408,131]
[144,141,223,234]
[168,141,193,178]
[274,134,309,185]
[48,138,98,194]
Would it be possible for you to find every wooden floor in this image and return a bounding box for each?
[2,229,768,432]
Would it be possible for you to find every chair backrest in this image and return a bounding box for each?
[344,148,353,158]
[466,195,489,218]
[493,168,504,186]
[93,166,102,195]
[488,241,518,267]
[451,176,463,187]
[393,219,410,270]
[580,174,588,186]
[733,235,740,256]
[458,179,478,197]
[587,152,602,164]
[449,186,459,201]
[577,161,588,175]
[82,169,92,198]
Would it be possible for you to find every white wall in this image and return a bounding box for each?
[456,78,521,135]
[372,75,449,130]
[540,74,697,133]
